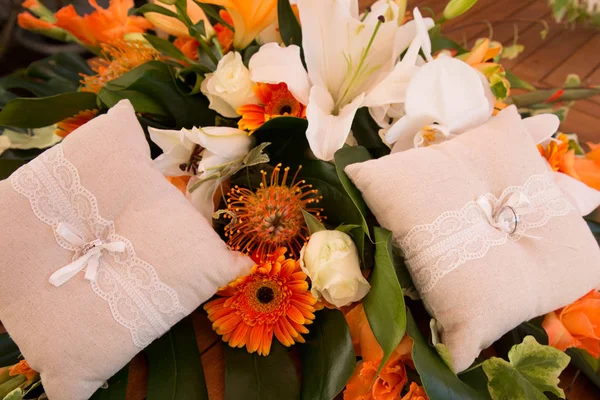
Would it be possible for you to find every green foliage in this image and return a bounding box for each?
[505,70,536,91]
[278,0,303,47]
[300,308,356,400]
[334,146,373,239]
[406,311,487,399]
[145,317,209,400]
[363,228,406,375]
[429,26,467,55]
[302,209,326,234]
[89,366,129,400]
[0,92,97,129]
[224,343,299,400]
[350,108,390,158]
[0,334,19,369]
[482,336,570,400]
[253,116,309,166]
[144,35,188,61]
[133,4,179,19]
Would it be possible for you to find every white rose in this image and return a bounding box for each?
[300,230,371,308]
[201,52,258,118]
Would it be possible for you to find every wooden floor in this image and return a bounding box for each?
[1,1,600,399]
[407,0,600,143]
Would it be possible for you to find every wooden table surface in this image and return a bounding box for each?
[2,1,600,399]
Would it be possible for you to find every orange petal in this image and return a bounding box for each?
[543,311,580,352]
[259,327,273,356]
[274,320,293,346]
[248,324,265,353]
[465,38,490,65]
[573,157,600,190]
[561,312,599,340]
[579,337,600,358]
[229,322,250,348]
[286,305,305,325]
[17,12,55,30]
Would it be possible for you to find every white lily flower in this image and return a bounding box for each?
[249,1,434,160]
[149,126,253,220]
[523,115,600,216]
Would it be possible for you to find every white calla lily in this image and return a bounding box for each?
[249,1,433,160]
[149,126,253,220]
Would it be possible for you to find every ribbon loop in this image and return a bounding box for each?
[49,222,127,287]
[477,191,533,236]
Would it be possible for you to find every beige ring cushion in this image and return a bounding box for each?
[0,100,253,399]
[345,106,600,372]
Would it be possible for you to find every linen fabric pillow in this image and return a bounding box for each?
[345,106,600,373]
[0,100,252,399]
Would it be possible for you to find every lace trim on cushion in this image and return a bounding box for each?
[398,173,575,294]
[10,144,189,348]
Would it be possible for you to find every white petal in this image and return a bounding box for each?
[153,146,194,176]
[190,127,252,159]
[187,177,220,222]
[386,114,434,146]
[249,43,311,104]
[392,16,435,62]
[200,77,239,118]
[553,171,600,216]
[306,86,364,161]
[523,113,560,144]
[413,8,432,61]
[149,127,189,153]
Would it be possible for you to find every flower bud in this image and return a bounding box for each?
[300,230,370,308]
[442,0,478,20]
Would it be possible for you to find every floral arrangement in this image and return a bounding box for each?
[1,0,600,399]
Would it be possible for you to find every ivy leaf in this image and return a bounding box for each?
[363,227,406,375]
[482,336,570,400]
[300,308,356,400]
[224,342,299,400]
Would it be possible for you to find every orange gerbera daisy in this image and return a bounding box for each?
[9,360,38,382]
[80,41,161,93]
[55,109,98,138]
[224,164,323,261]
[538,133,570,171]
[237,82,306,133]
[18,0,152,47]
[204,248,317,355]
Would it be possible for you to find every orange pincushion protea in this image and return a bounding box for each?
[225,164,323,261]
[55,109,98,138]
[81,41,161,93]
[204,248,317,355]
[237,82,306,133]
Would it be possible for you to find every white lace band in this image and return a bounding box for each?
[398,173,575,294]
[11,144,189,348]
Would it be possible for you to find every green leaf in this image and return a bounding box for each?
[429,25,467,54]
[0,159,26,180]
[0,334,20,367]
[0,376,25,400]
[301,308,356,400]
[253,116,309,166]
[2,388,23,400]
[350,108,390,158]
[334,146,373,239]
[0,92,97,129]
[482,336,570,400]
[224,342,299,400]
[89,366,129,400]
[97,89,169,116]
[508,87,600,107]
[145,317,209,400]
[302,209,326,234]
[144,35,188,61]
[277,0,302,47]
[406,310,486,400]
[363,227,406,375]
[133,4,180,19]
[505,70,536,91]
[567,348,600,388]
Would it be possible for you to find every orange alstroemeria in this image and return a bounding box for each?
[18,0,152,47]
[8,360,38,382]
[543,290,600,358]
[196,0,277,49]
[344,304,414,400]
[145,0,214,38]
[401,382,429,400]
[540,136,600,190]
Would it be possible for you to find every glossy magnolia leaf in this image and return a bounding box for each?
[145,317,208,400]
[334,146,373,239]
[89,366,129,400]
[406,311,487,400]
[363,227,406,375]
[144,35,187,61]
[98,89,168,117]
[278,0,302,47]
[429,25,467,55]
[482,336,570,400]
[0,334,19,367]
[567,348,600,388]
[298,160,363,228]
[302,209,326,234]
[253,116,309,166]
[224,342,299,400]
[301,308,356,400]
[0,92,97,129]
[350,108,390,158]
[104,61,216,129]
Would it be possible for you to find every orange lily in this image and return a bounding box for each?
[145,0,214,38]
[18,0,152,48]
[539,136,600,190]
[196,0,277,49]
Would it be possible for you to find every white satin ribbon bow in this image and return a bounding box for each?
[476,192,533,235]
[49,222,126,287]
